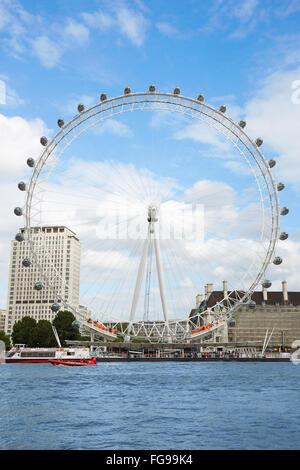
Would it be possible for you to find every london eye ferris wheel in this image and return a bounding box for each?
[14,86,289,343]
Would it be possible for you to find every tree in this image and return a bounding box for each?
[52,311,81,346]
[30,320,57,348]
[0,330,12,350]
[11,317,37,347]
[10,312,85,348]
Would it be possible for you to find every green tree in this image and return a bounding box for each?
[0,330,12,350]
[11,316,37,347]
[52,311,81,346]
[30,320,57,348]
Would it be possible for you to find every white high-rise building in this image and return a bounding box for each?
[5,226,81,335]
[0,309,6,332]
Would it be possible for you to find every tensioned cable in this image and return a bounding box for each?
[102,237,145,321]
[79,235,142,301]
[81,236,143,317]
[143,238,153,322]
[163,239,197,317]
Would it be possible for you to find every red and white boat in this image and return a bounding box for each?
[49,356,97,366]
[5,344,95,364]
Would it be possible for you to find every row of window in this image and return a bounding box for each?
[20,352,56,358]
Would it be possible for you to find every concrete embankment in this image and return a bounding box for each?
[96,357,290,362]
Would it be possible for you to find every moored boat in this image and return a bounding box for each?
[5,344,94,364]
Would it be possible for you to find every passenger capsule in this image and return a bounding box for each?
[280,206,289,216]
[249,300,256,309]
[277,182,285,191]
[40,136,48,146]
[18,181,26,191]
[227,318,236,327]
[279,232,288,240]
[22,258,31,267]
[100,93,107,102]
[273,256,283,265]
[197,94,204,102]
[239,120,246,128]
[77,103,84,113]
[34,281,44,291]
[268,159,276,168]
[124,87,131,95]
[148,84,156,92]
[173,87,180,95]
[255,138,263,147]
[15,233,24,242]
[50,302,60,312]
[219,105,226,113]
[262,280,272,288]
[27,158,35,168]
[72,320,80,329]
[57,119,64,128]
[14,207,22,216]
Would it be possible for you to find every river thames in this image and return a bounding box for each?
[1,362,299,450]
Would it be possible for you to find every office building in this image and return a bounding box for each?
[5,226,81,335]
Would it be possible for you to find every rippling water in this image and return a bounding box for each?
[0,362,299,450]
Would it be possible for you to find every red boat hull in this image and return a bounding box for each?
[49,357,97,366]
[6,357,96,364]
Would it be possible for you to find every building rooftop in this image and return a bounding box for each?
[191,290,300,314]
[196,289,300,310]
[19,226,77,236]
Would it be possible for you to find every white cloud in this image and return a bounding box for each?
[63,19,90,45]
[0,111,51,307]
[182,180,236,206]
[0,76,25,107]
[179,277,193,288]
[59,94,97,116]
[31,36,63,68]
[1,0,149,70]
[0,1,90,68]
[114,5,148,46]
[0,0,38,58]
[156,22,178,37]
[222,160,252,176]
[244,65,300,184]
[0,1,11,29]
[149,109,239,164]
[94,119,133,137]
[31,18,90,69]
[205,0,267,38]
[81,3,149,47]
[174,121,232,154]
[82,10,114,30]
[0,113,50,177]
[230,0,259,23]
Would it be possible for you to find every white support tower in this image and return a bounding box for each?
[125,204,170,342]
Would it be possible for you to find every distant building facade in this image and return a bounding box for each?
[191,281,300,349]
[0,309,6,332]
[5,226,81,335]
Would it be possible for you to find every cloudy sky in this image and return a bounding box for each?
[1,0,300,321]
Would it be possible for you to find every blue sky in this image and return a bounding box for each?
[2,0,300,122]
[1,0,300,316]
